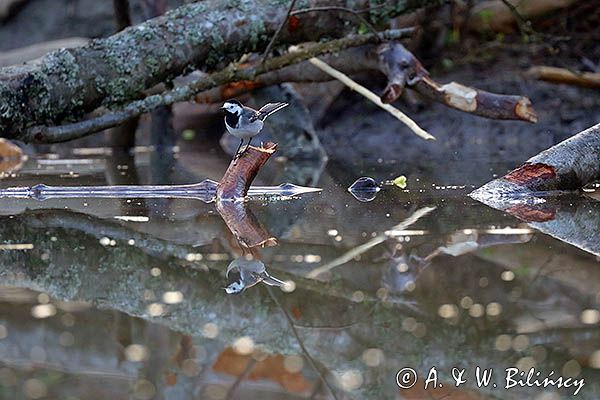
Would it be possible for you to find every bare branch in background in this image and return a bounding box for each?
[377,43,538,122]
[527,66,600,89]
[198,43,538,124]
[0,0,428,137]
[307,56,435,140]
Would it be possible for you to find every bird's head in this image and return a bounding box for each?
[224,279,245,294]
[220,99,243,115]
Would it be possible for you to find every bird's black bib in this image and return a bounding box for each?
[225,112,239,128]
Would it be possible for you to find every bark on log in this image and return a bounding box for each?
[16,29,411,143]
[217,143,277,201]
[0,0,426,137]
[470,123,600,207]
[0,38,90,68]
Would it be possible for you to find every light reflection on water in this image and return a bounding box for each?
[0,149,598,399]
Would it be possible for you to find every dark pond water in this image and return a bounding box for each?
[0,145,598,400]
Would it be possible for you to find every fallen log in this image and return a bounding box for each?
[470,122,600,207]
[0,0,424,137]
[468,0,578,33]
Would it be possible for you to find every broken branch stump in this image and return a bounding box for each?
[216,142,277,201]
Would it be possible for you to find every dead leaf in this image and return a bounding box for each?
[0,138,25,173]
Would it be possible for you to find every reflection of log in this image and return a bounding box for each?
[1,214,599,399]
[521,198,600,256]
[216,201,278,248]
[527,66,600,89]
[217,143,277,201]
[471,123,600,206]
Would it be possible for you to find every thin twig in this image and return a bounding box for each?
[291,6,379,36]
[225,358,257,400]
[498,0,535,37]
[266,286,339,400]
[262,0,298,63]
[23,28,414,143]
[307,57,435,141]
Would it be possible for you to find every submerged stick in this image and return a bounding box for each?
[307,57,435,141]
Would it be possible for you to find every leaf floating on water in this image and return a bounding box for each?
[393,175,407,189]
[0,138,26,173]
[348,177,381,202]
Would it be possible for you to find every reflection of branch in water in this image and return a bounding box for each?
[307,206,436,278]
[266,287,339,400]
[216,201,278,249]
[0,181,320,203]
[423,228,533,262]
[225,358,257,400]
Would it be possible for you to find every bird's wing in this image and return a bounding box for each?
[250,102,288,122]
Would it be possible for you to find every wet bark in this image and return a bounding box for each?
[0,0,427,137]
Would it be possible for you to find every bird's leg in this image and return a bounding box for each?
[242,138,253,154]
[233,139,245,160]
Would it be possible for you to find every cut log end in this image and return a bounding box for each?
[515,97,538,123]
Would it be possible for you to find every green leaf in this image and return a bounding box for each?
[393,175,407,189]
[182,129,196,140]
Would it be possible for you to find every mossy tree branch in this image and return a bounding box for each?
[17,28,413,143]
[0,0,428,139]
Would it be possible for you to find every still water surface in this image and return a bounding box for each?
[0,146,598,399]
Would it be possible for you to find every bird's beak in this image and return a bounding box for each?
[219,105,226,110]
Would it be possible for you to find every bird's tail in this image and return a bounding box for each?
[262,274,286,287]
[257,102,288,121]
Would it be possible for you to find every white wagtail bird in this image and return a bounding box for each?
[220,99,288,159]
[224,257,286,294]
